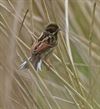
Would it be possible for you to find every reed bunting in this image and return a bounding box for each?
[19,23,60,71]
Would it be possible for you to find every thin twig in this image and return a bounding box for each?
[18,9,29,37]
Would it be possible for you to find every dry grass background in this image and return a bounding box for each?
[0,0,100,109]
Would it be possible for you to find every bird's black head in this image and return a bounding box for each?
[45,23,60,35]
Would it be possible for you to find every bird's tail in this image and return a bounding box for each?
[19,57,31,70]
[31,55,42,71]
[19,56,42,71]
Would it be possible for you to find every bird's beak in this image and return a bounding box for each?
[56,28,61,34]
[58,28,65,33]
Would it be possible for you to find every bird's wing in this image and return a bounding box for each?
[37,42,52,52]
[30,32,49,52]
[38,32,49,41]
[33,41,52,54]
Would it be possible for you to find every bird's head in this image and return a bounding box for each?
[45,23,60,35]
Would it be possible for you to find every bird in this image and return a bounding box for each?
[19,23,60,71]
